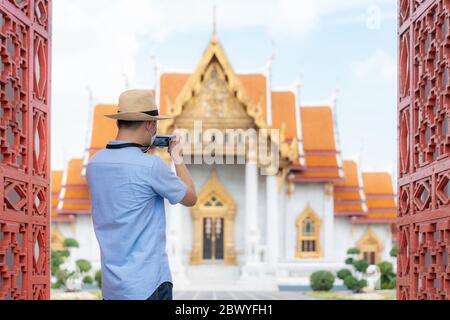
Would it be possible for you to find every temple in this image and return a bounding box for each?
[51,34,396,290]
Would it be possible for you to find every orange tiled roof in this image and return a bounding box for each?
[87,104,118,156]
[289,106,342,182]
[272,91,297,140]
[51,171,63,217]
[352,172,396,223]
[272,91,302,165]
[334,160,367,216]
[238,74,267,123]
[159,73,190,116]
[58,159,91,215]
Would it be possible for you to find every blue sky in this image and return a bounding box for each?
[52,0,397,177]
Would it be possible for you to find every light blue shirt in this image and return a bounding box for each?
[86,140,188,300]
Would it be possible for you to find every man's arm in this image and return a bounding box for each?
[169,137,197,207]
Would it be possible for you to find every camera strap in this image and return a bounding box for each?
[106,143,148,151]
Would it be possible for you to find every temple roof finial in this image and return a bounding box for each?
[212,4,217,35]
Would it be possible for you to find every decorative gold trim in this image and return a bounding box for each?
[295,206,322,259]
[159,34,267,134]
[190,169,237,265]
[51,226,65,251]
[357,227,383,264]
[158,34,296,166]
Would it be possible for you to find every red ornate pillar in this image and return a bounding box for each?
[0,0,51,300]
[398,0,450,300]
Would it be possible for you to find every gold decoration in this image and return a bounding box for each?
[158,34,297,167]
[295,206,322,259]
[287,181,295,198]
[51,226,65,251]
[277,167,290,192]
[175,62,254,130]
[190,169,237,265]
[357,227,383,265]
[325,183,334,197]
[160,34,267,134]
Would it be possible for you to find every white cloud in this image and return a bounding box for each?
[353,50,397,82]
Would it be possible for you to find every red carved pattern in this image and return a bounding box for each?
[0,10,29,172]
[0,0,50,300]
[398,0,450,299]
[0,221,27,299]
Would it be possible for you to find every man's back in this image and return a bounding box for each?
[86,140,187,300]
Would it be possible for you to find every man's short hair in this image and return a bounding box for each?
[117,120,145,130]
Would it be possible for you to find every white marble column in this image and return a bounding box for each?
[266,175,279,267]
[245,162,259,263]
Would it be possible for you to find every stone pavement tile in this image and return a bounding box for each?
[173,291,318,301]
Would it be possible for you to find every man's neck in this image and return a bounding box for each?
[115,134,147,146]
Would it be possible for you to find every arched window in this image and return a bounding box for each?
[296,207,321,258]
[357,228,383,265]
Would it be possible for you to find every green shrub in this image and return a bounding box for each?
[377,261,396,289]
[310,271,335,291]
[344,275,367,293]
[347,248,361,255]
[50,250,65,276]
[345,257,354,265]
[353,259,369,273]
[76,259,92,273]
[63,238,79,248]
[95,270,102,289]
[83,275,94,285]
[390,244,397,258]
[60,249,70,258]
[377,261,393,274]
[337,269,352,280]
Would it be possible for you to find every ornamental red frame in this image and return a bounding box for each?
[0,0,51,300]
[398,0,450,300]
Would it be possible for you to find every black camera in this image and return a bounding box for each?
[151,135,176,148]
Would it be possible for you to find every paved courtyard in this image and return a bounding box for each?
[173,291,316,300]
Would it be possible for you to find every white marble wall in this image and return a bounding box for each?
[282,183,335,262]
[179,164,254,265]
[334,217,395,264]
[54,216,101,271]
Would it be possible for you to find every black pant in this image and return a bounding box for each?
[147,281,173,300]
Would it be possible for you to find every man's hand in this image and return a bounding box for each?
[168,135,197,207]
[168,135,183,164]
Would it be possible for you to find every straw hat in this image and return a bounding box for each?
[105,89,172,121]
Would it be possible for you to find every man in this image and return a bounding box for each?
[86,89,197,300]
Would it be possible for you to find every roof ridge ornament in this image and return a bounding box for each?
[212,3,217,35]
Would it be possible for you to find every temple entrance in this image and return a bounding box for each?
[203,217,224,261]
[190,170,237,265]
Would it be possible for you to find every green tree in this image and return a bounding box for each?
[95,270,102,289]
[353,259,369,274]
[344,276,367,293]
[390,244,397,258]
[76,259,92,273]
[63,238,79,248]
[347,248,361,255]
[377,261,396,289]
[83,276,94,285]
[337,269,352,280]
